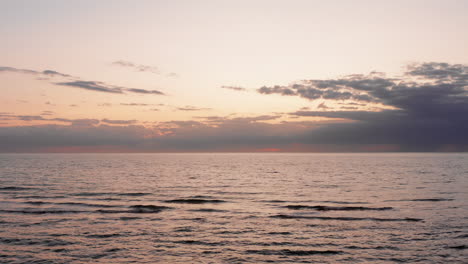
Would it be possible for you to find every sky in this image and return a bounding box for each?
[1,0,468,152]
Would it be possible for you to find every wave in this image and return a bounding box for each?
[24,201,121,208]
[263,200,288,203]
[12,195,67,199]
[284,205,393,211]
[97,204,172,214]
[0,237,74,246]
[447,245,467,250]
[313,200,370,204]
[119,216,141,221]
[85,233,121,239]
[189,208,227,212]
[270,214,423,222]
[0,209,86,214]
[164,198,226,204]
[386,198,454,202]
[129,205,172,213]
[0,186,37,191]
[173,240,225,246]
[72,192,151,197]
[245,249,343,256]
[262,200,369,204]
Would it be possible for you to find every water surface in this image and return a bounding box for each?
[0,153,467,263]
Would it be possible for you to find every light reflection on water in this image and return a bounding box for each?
[0,153,467,263]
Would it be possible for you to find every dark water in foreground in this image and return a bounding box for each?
[0,153,467,263]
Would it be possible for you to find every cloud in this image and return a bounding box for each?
[55,81,123,93]
[126,88,164,95]
[1,65,165,95]
[406,62,468,81]
[221,85,247,91]
[55,81,165,95]
[41,111,55,116]
[176,106,212,111]
[317,102,329,110]
[42,70,71,78]
[1,62,468,152]
[121,103,150,106]
[112,60,160,74]
[0,66,42,75]
[120,103,164,106]
[101,119,137,125]
[111,60,179,78]
[0,66,71,78]
[166,72,179,78]
[276,62,468,151]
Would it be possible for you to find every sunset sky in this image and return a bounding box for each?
[1,0,468,152]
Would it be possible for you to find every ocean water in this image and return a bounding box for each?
[0,153,467,263]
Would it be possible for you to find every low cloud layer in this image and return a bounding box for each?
[1,62,468,152]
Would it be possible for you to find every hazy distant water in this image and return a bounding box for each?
[0,153,467,263]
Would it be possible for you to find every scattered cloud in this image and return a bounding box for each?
[126,88,164,95]
[41,111,55,116]
[121,103,150,106]
[176,106,212,111]
[1,65,165,96]
[55,81,123,94]
[317,102,330,110]
[42,70,71,78]
[221,85,247,92]
[0,66,73,78]
[112,60,179,78]
[112,60,160,74]
[166,72,179,78]
[55,81,165,95]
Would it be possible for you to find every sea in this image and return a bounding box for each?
[0,153,467,263]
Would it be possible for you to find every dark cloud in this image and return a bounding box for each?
[406,62,468,81]
[278,62,468,151]
[0,66,40,75]
[17,115,47,121]
[125,88,165,95]
[221,85,247,91]
[0,115,309,152]
[101,119,137,125]
[55,81,124,94]
[2,62,468,152]
[42,70,71,78]
[317,102,329,110]
[55,81,165,95]
[1,65,165,95]
[0,66,72,78]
